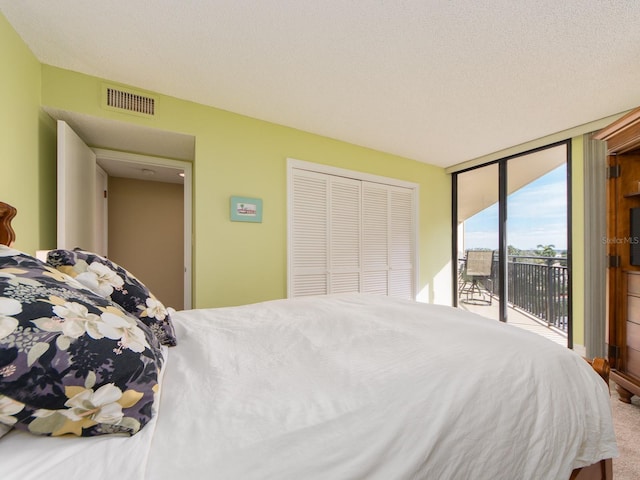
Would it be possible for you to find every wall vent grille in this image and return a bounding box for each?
[105,87,156,116]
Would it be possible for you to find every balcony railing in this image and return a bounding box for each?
[461,254,569,333]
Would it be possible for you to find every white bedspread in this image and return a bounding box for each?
[0,294,618,479]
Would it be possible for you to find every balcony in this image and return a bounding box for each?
[458,254,568,347]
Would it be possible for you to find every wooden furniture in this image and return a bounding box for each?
[0,202,16,247]
[570,459,613,480]
[0,201,615,479]
[594,107,640,404]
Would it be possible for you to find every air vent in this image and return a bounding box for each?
[102,84,156,117]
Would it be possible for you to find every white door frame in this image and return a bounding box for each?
[95,165,109,257]
[93,148,193,309]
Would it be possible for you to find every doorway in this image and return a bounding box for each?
[453,142,571,347]
[47,107,194,309]
[96,149,192,310]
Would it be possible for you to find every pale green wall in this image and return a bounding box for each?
[1,13,451,309]
[0,14,56,253]
[39,66,451,308]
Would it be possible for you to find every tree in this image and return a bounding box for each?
[536,244,556,257]
[508,245,523,257]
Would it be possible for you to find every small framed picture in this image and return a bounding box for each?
[230,196,263,223]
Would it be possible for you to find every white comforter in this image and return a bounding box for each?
[0,294,618,480]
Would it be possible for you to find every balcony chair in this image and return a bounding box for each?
[459,250,494,305]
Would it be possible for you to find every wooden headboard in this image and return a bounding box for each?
[0,201,17,247]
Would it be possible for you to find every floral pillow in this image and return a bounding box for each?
[47,249,177,347]
[0,245,164,437]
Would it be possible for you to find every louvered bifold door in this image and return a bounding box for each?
[290,164,416,300]
[290,169,329,297]
[329,177,361,293]
[362,182,390,295]
[388,186,415,299]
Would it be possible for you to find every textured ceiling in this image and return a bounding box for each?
[2,1,640,168]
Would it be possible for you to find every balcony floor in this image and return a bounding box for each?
[458,297,568,347]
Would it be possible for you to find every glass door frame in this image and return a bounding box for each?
[451,140,573,348]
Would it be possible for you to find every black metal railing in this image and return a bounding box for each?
[507,256,568,332]
[460,254,569,333]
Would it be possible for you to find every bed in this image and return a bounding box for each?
[0,201,618,479]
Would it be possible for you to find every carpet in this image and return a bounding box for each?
[610,384,640,480]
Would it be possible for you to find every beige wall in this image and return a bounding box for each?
[108,177,184,310]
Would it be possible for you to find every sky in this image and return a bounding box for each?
[462,164,567,251]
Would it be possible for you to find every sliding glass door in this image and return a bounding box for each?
[453,142,571,347]
[506,146,569,344]
[455,163,499,321]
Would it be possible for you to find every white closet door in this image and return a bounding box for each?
[362,182,389,295]
[290,169,329,297]
[388,186,415,299]
[289,163,417,300]
[361,182,415,298]
[329,176,361,293]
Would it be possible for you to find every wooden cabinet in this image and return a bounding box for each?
[623,272,640,399]
[594,107,640,403]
